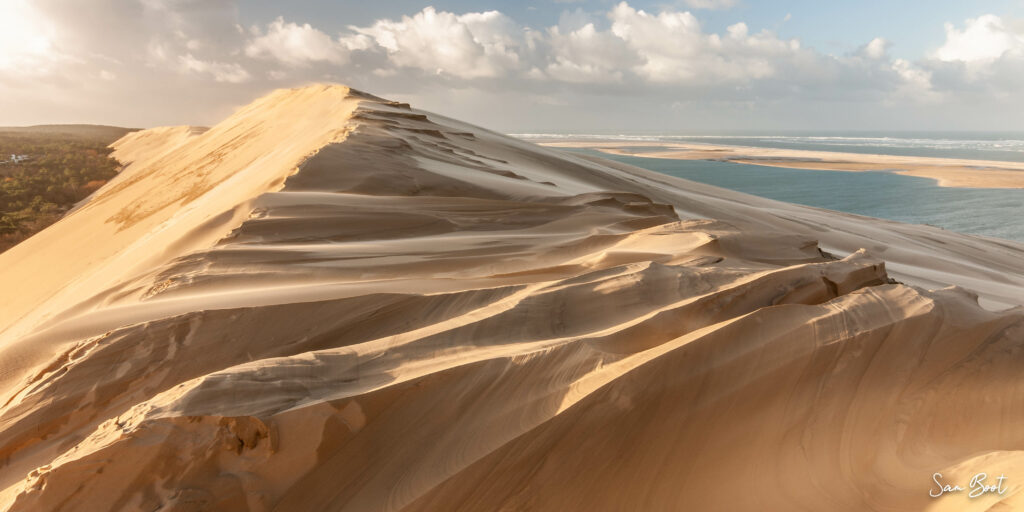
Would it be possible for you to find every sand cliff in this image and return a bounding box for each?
[0,85,1021,511]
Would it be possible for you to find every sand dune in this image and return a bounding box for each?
[0,85,1021,511]
[539,140,1024,189]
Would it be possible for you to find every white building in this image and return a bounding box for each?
[9,154,29,163]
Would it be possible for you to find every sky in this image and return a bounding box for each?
[1,0,1023,133]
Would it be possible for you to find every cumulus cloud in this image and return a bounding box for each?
[1,1,1022,129]
[350,7,523,79]
[542,22,639,83]
[178,53,251,83]
[6,1,1008,99]
[922,14,1024,98]
[604,4,803,84]
[934,14,1024,62]
[861,37,889,59]
[246,17,349,66]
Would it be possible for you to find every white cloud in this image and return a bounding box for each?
[935,14,1024,62]
[178,53,251,83]
[2,1,1022,130]
[862,37,889,59]
[246,17,349,66]
[350,7,523,79]
[890,58,937,101]
[542,23,638,83]
[605,3,800,84]
[925,14,1024,94]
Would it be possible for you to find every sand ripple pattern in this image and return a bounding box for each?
[0,86,1021,511]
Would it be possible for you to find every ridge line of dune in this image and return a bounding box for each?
[1,84,1023,511]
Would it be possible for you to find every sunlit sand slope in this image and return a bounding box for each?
[0,85,1021,511]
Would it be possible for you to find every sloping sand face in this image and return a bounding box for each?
[0,85,1022,511]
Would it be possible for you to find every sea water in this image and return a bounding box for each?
[566,149,1024,244]
[519,132,1024,163]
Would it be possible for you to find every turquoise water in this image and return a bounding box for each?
[572,149,1024,243]
[520,132,1024,162]
[644,134,1024,162]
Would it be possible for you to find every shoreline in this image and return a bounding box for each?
[535,140,1024,189]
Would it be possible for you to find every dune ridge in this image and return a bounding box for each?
[0,85,1021,511]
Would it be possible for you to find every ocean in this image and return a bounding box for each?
[517,132,1024,163]
[553,146,1024,244]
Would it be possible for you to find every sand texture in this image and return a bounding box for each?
[539,140,1024,189]
[0,85,1022,511]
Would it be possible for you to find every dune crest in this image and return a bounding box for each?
[0,84,1022,511]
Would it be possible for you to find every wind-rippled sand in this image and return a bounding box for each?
[0,85,1021,511]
